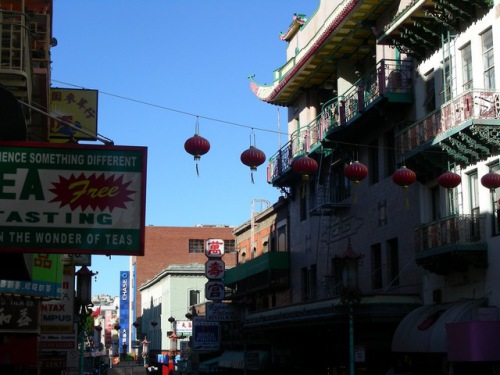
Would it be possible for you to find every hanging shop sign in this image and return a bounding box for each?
[205,281,225,301]
[205,238,225,258]
[0,142,147,255]
[205,259,225,280]
[49,88,98,142]
[206,302,240,322]
[192,316,220,351]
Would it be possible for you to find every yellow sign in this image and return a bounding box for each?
[49,88,98,142]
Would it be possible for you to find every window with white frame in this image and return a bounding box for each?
[490,163,500,235]
[461,43,473,91]
[482,28,495,89]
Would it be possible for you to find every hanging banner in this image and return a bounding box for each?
[0,142,147,255]
[119,271,130,356]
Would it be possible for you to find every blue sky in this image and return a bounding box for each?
[52,1,318,296]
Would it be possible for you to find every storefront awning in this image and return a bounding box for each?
[392,299,486,353]
[218,350,269,370]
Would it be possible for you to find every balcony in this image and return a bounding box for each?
[223,252,289,296]
[414,214,487,275]
[395,89,500,173]
[0,10,32,99]
[267,58,413,186]
[376,0,493,59]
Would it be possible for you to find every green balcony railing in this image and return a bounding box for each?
[267,58,413,184]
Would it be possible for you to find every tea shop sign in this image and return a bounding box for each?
[0,142,147,255]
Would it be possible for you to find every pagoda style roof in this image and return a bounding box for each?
[249,0,393,106]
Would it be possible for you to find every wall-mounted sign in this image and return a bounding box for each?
[0,296,39,332]
[49,88,98,142]
[205,259,225,280]
[0,142,147,255]
[0,253,63,298]
[206,302,240,322]
[192,317,220,351]
[205,239,224,258]
[205,281,225,301]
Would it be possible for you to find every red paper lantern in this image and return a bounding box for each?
[184,134,210,161]
[392,166,416,189]
[481,171,500,191]
[241,145,266,184]
[344,161,368,185]
[437,171,461,189]
[241,146,266,171]
[292,155,318,180]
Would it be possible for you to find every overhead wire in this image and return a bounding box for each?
[51,79,285,136]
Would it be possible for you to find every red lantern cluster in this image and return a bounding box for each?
[292,155,318,180]
[481,171,500,191]
[438,171,461,189]
[344,161,368,185]
[241,145,266,183]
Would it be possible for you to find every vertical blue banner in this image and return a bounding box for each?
[119,271,130,356]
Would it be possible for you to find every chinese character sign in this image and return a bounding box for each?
[50,88,98,142]
[205,259,225,280]
[205,239,224,258]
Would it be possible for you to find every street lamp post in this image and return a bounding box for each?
[141,336,150,368]
[338,239,362,375]
[168,317,178,372]
[76,266,97,375]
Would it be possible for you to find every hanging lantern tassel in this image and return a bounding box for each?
[344,161,368,204]
[392,166,417,208]
[241,145,266,184]
[184,134,210,177]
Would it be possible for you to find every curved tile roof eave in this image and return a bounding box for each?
[249,0,359,106]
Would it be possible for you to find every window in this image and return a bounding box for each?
[300,185,307,221]
[461,43,473,91]
[277,225,287,252]
[224,240,236,253]
[331,257,343,296]
[371,244,382,289]
[442,58,452,102]
[482,28,495,89]
[385,131,396,177]
[424,72,436,113]
[189,290,200,306]
[309,264,317,300]
[490,163,500,235]
[387,238,399,287]
[469,171,480,240]
[301,267,308,301]
[262,236,269,253]
[188,239,204,253]
[331,163,350,202]
[431,186,441,221]
[369,140,379,184]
